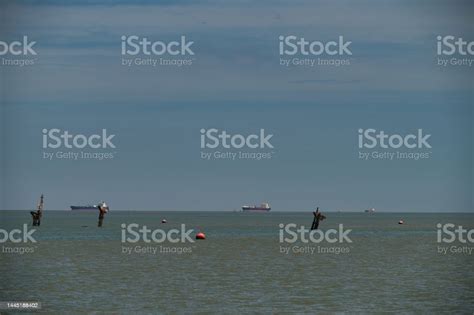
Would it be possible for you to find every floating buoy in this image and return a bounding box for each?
[195,232,206,240]
[398,220,404,225]
[161,219,167,224]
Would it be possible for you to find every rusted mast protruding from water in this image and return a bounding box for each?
[97,201,109,227]
[311,207,326,230]
[30,194,44,226]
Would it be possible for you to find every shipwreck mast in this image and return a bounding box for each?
[97,201,109,227]
[311,207,326,230]
[30,194,44,226]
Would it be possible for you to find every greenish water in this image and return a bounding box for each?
[0,211,473,314]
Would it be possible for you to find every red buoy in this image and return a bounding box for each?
[195,232,206,240]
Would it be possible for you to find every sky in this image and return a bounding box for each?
[0,0,472,211]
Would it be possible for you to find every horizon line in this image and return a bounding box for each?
[1,209,473,213]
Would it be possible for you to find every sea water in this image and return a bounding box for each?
[0,211,473,313]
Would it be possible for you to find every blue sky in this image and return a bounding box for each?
[0,0,472,211]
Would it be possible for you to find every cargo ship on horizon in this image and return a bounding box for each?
[242,203,271,212]
[71,201,108,211]
[70,205,98,210]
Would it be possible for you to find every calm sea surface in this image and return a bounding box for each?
[1,211,473,314]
